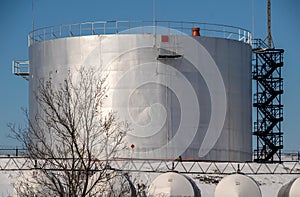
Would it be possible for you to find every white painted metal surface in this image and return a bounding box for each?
[278,176,300,197]
[0,172,14,196]
[13,171,56,196]
[148,172,201,197]
[29,27,252,161]
[214,173,262,197]
[88,171,136,196]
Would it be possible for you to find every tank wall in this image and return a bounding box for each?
[194,37,252,161]
[29,34,252,161]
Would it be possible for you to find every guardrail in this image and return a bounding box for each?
[28,20,252,46]
[12,60,29,80]
[0,148,27,157]
[0,147,298,160]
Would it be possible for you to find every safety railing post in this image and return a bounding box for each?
[27,20,252,46]
[116,21,118,34]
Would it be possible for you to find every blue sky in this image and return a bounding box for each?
[0,0,299,151]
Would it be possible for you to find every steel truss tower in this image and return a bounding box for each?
[252,39,284,162]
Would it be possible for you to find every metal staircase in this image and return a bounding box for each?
[252,39,284,162]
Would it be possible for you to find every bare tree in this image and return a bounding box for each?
[10,67,132,196]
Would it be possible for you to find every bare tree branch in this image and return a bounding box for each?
[10,67,132,196]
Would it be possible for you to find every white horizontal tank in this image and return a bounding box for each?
[148,172,201,197]
[214,173,262,197]
[0,172,14,196]
[88,171,136,196]
[29,21,252,161]
[278,177,300,197]
[14,171,56,196]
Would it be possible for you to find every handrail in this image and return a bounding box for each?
[28,20,252,46]
[12,60,29,81]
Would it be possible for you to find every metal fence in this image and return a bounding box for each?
[0,148,27,157]
[28,20,252,46]
[1,147,298,160]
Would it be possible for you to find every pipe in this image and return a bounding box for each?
[192,27,200,36]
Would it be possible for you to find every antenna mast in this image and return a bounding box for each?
[32,0,34,32]
[253,0,284,163]
[267,0,272,48]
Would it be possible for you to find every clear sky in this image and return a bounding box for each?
[0,0,299,151]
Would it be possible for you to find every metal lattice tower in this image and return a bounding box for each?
[252,39,284,162]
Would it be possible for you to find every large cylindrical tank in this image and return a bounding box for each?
[29,21,252,161]
[277,177,300,197]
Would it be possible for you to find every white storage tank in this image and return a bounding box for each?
[88,171,136,196]
[147,172,201,197]
[14,171,56,196]
[28,21,252,161]
[277,177,300,197]
[214,173,262,197]
[0,172,14,196]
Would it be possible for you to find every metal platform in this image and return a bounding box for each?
[12,60,29,80]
